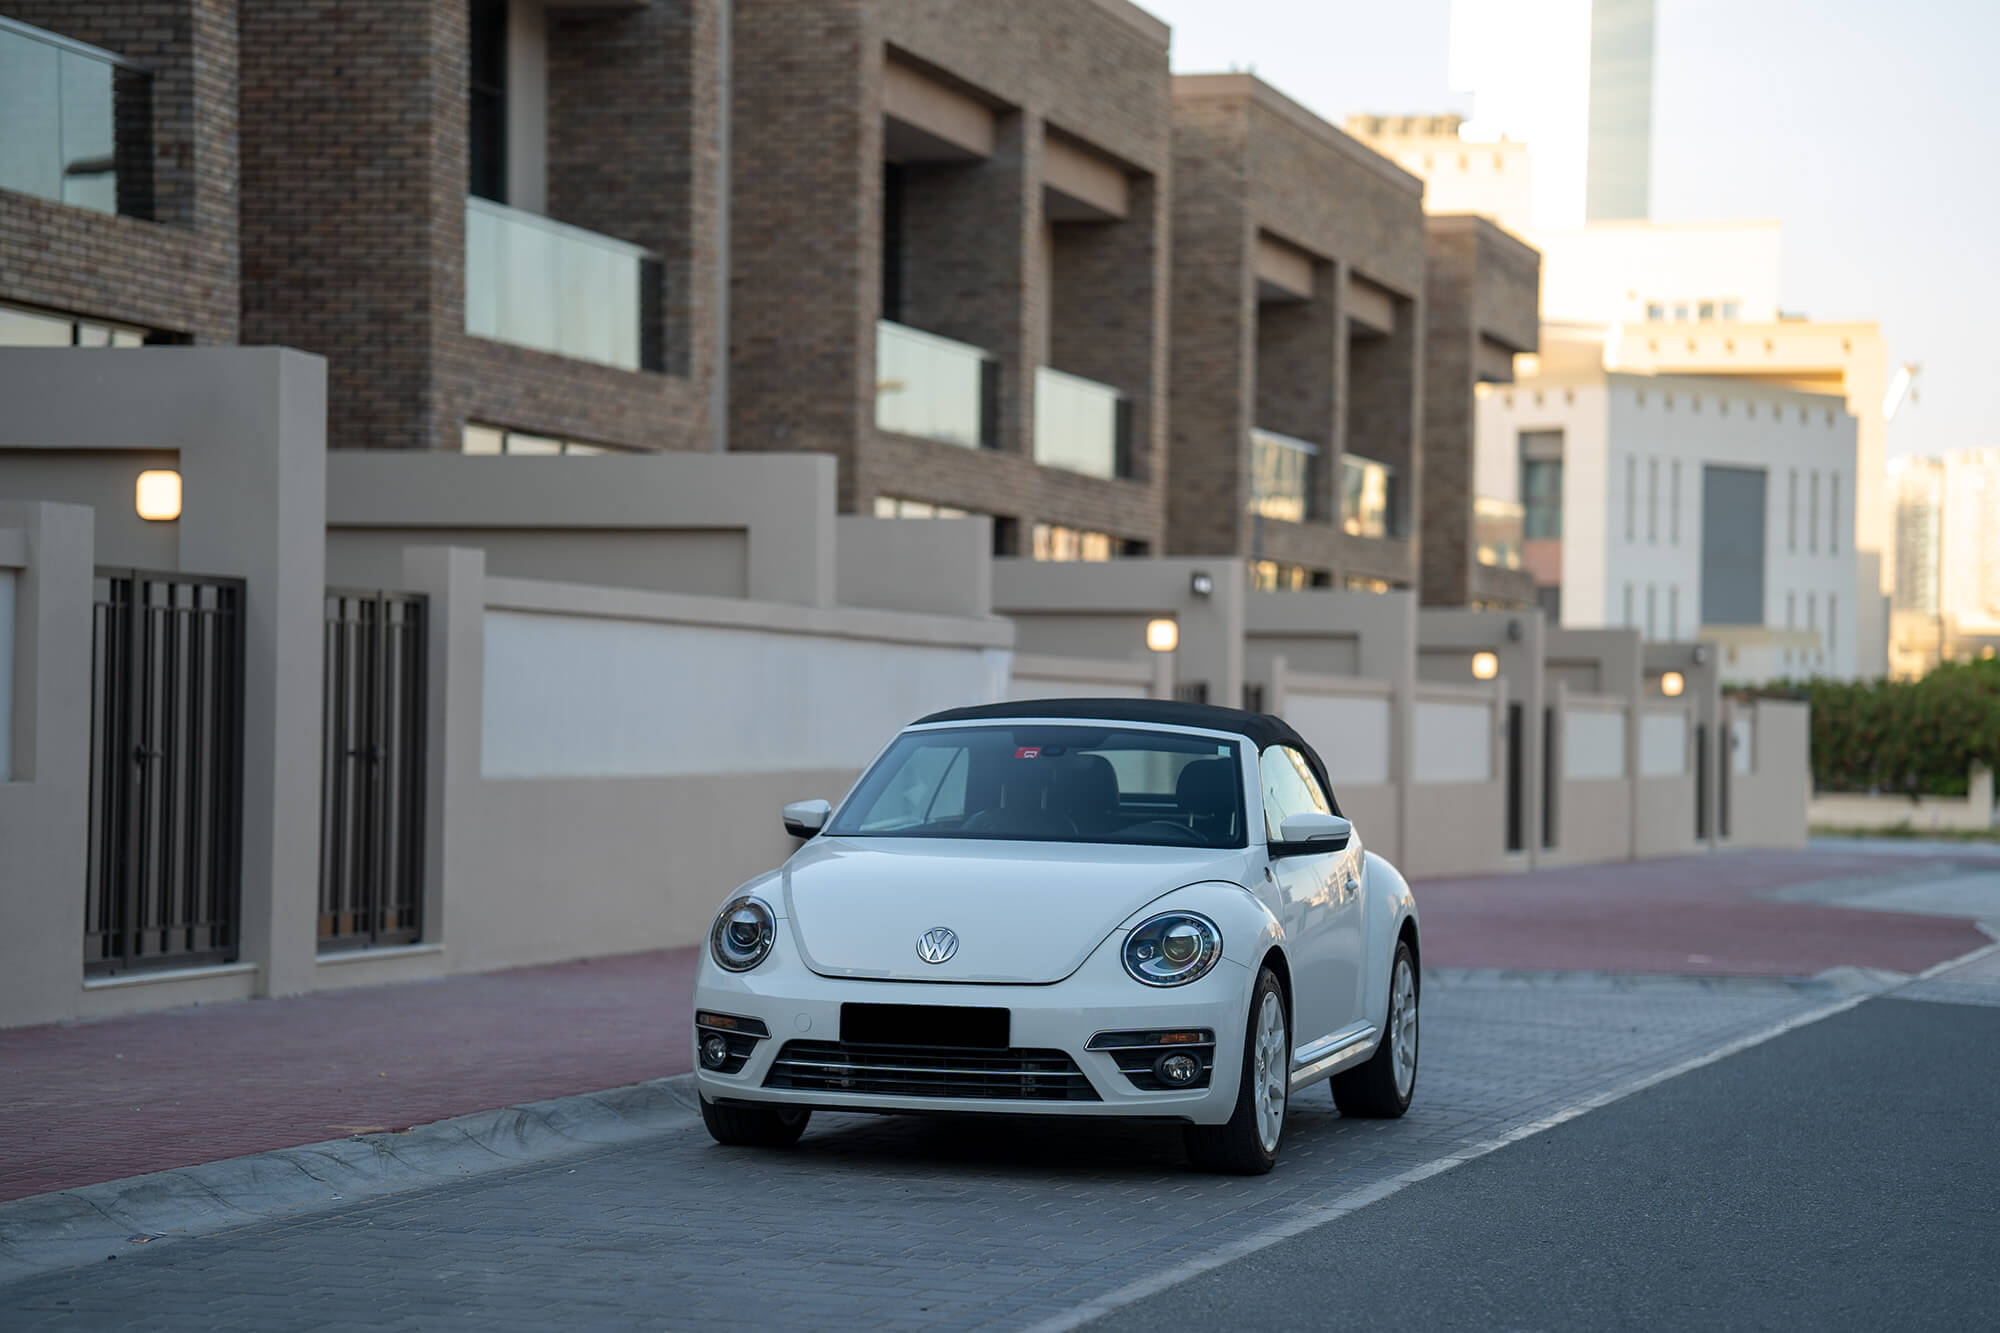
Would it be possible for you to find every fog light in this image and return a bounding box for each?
[700,1034,731,1070]
[1155,1052,1201,1086]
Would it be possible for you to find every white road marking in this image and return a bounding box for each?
[1028,936,2000,1333]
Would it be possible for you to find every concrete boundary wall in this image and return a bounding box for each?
[1725,699,1811,849]
[326,451,841,607]
[1810,766,1996,833]
[1402,679,1507,879]
[1007,652,1163,701]
[1269,664,1401,865]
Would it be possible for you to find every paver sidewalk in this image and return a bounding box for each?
[2,847,1989,1206]
[0,950,696,1203]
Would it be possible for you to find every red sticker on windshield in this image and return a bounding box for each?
[1014,746,1042,759]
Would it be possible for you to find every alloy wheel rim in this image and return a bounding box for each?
[1252,991,1287,1153]
[1390,957,1418,1099]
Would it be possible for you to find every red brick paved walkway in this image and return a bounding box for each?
[1416,849,1991,977]
[2,848,1991,1204]
[0,950,697,1204]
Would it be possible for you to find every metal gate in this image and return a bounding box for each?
[318,590,427,950]
[85,570,246,975]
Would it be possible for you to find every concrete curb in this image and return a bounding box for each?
[0,1074,704,1285]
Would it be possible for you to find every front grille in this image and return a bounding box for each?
[763,1041,1100,1102]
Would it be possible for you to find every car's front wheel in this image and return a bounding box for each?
[700,1095,811,1148]
[1331,939,1418,1118]
[1184,966,1288,1174]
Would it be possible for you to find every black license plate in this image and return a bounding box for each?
[840,1003,1009,1049]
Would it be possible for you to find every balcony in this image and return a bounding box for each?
[0,18,151,218]
[464,197,659,372]
[1034,367,1132,480]
[875,320,995,449]
[1248,428,1319,524]
[1475,496,1526,570]
[1341,454,1398,539]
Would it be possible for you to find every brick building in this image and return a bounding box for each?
[2,0,1544,590]
[1420,214,1541,609]
[0,3,239,348]
[728,0,1174,558]
[1167,75,1427,593]
[238,0,723,455]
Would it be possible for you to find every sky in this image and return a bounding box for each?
[1139,0,1998,459]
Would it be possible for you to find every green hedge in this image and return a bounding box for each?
[1782,660,2000,796]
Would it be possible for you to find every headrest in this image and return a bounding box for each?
[1175,757,1238,817]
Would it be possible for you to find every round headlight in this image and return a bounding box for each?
[709,896,775,972]
[1122,912,1222,987]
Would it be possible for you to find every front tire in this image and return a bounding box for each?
[1331,940,1418,1118]
[700,1095,811,1148]
[1184,967,1288,1175]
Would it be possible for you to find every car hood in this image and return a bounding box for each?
[779,836,1252,984]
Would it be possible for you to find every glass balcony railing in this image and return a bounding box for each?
[1474,495,1527,570]
[875,320,994,449]
[1035,366,1131,480]
[464,197,658,371]
[0,18,151,217]
[1341,454,1397,539]
[1248,428,1320,523]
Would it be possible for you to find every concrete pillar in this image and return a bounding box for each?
[402,545,489,964]
[0,503,95,1028]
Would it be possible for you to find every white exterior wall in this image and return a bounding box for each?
[1478,372,1859,680]
[1529,221,1783,326]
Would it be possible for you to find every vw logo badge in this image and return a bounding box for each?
[916,927,959,965]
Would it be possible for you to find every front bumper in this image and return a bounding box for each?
[692,939,1252,1124]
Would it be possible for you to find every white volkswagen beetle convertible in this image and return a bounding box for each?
[690,699,1420,1174]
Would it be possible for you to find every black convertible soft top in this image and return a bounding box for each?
[913,697,1342,813]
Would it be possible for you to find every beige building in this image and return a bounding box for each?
[1893,449,2000,676]
[1345,114,1535,239]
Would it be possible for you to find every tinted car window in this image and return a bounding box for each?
[828,726,1247,848]
[1259,744,1330,842]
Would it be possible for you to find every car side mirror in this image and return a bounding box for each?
[782,799,832,839]
[1274,811,1351,855]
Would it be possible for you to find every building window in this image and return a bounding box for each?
[1808,472,1820,554]
[1250,561,1320,592]
[1669,585,1679,640]
[1830,474,1841,554]
[1670,461,1682,544]
[1645,303,1665,322]
[1646,584,1657,639]
[1807,592,1816,630]
[1787,591,1796,628]
[1673,303,1690,322]
[1623,583,1634,628]
[1647,458,1659,544]
[1625,457,1637,543]
[468,0,508,202]
[0,301,147,347]
[873,496,972,519]
[1519,432,1563,540]
[1031,522,1115,563]
[1698,301,1716,321]
[1829,595,1837,657]
[462,423,628,455]
[1722,301,1741,321]
[0,17,153,218]
[1788,469,1798,552]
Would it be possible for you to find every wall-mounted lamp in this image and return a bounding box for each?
[1691,645,1709,666]
[1189,571,1214,598]
[135,470,182,521]
[1146,618,1180,654]
[1660,671,1686,698]
[1471,651,1499,681]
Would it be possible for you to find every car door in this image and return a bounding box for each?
[1258,745,1363,1054]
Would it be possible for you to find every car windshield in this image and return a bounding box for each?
[826,725,1247,848]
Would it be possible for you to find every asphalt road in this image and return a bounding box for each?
[1090,995,2000,1332]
